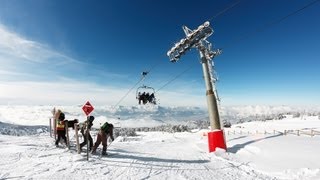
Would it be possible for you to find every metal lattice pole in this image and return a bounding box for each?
[167,21,226,152]
[199,47,221,130]
[167,21,222,131]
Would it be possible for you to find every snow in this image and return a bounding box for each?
[0,105,320,180]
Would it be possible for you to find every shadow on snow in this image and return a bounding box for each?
[227,133,283,154]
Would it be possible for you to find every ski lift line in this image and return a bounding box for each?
[154,55,220,94]
[208,0,244,21]
[113,76,146,107]
[111,0,245,106]
[114,0,245,105]
[113,58,167,107]
[221,0,320,49]
[142,53,170,79]
[116,0,318,106]
[141,62,158,78]
[147,60,163,73]
[155,65,194,93]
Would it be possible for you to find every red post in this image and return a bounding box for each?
[208,130,227,152]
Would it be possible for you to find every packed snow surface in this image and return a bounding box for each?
[0,105,320,180]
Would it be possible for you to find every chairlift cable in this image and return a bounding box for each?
[152,1,244,94]
[155,65,194,93]
[112,0,247,106]
[113,76,146,107]
[221,0,320,49]
[208,0,244,22]
[134,0,244,95]
[127,0,319,105]
[154,1,244,94]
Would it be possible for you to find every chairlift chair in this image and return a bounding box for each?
[136,85,156,105]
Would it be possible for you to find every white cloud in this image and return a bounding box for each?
[0,23,133,84]
[0,80,208,107]
[0,81,117,105]
[0,69,26,76]
[0,23,86,82]
[0,23,77,64]
[0,23,215,107]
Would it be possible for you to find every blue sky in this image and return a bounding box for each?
[0,0,319,107]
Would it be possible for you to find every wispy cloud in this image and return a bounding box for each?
[0,80,207,107]
[0,23,78,64]
[0,23,208,107]
[0,23,86,82]
[0,23,124,105]
[0,80,125,105]
[0,23,131,83]
[0,69,27,76]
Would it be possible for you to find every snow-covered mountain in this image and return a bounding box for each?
[1,105,319,128]
[1,104,320,180]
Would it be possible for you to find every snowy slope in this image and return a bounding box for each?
[0,105,320,180]
[0,131,276,180]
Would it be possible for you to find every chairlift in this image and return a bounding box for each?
[141,71,148,77]
[136,85,157,105]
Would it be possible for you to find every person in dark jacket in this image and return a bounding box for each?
[80,116,94,151]
[55,111,67,147]
[91,122,114,155]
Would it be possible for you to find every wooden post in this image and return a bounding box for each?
[49,118,52,137]
[86,126,90,161]
[54,118,57,140]
[75,123,80,154]
[65,120,70,149]
[52,108,57,140]
[297,130,300,136]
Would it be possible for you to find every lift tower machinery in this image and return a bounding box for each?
[167,21,226,152]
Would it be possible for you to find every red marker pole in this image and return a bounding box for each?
[82,101,94,161]
[86,120,89,161]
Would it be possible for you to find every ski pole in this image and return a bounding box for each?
[107,136,116,147]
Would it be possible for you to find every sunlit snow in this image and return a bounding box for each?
[0,105,319,180]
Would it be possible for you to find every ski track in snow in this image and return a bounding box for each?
[1,106,320,179]
[0,132,279,180]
